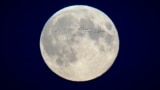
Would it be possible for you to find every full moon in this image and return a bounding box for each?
[40,5,119,82]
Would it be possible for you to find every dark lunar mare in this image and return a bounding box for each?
[79,18,114,45]
[41,14,79,66]
[41,13,115,66]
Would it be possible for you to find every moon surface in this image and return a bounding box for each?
[40,5,119,82]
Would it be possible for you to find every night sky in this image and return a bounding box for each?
[1,0,159,90]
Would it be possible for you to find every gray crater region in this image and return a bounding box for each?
[41,15,79,66]
[78,18,114,45]
[41,15,114,64]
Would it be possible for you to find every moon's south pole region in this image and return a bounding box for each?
[40,5,119,82]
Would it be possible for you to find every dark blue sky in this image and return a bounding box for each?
[1,0,159,90]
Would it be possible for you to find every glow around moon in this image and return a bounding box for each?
[40,5,119,82]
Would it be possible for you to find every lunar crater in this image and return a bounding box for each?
[105,22,112,30]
